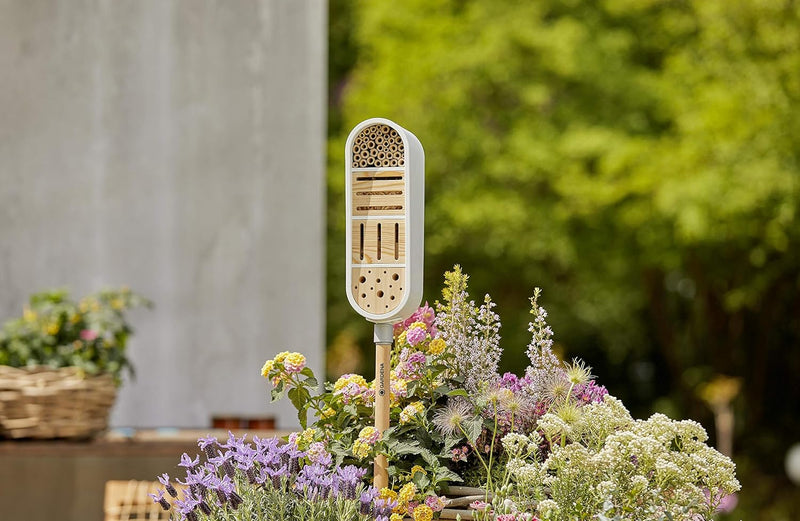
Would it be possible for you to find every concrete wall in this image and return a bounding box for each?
[0,1,327,429]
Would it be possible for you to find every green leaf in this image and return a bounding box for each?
[464,418,483,444]
[435,467,464,483]
[446,388,468,398]
[270,387,285,402]
[421,448,439,468]
[297,405,308,430]
[393,442,423,456]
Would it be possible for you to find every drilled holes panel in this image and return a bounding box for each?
[352,267,405,315]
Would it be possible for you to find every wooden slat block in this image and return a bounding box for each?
[351,220,406,264]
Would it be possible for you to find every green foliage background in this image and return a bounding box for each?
[327,1,800,518]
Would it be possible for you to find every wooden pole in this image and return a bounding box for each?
[373,323,393,489]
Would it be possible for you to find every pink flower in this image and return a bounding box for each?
[80,329,98,341]
[469,500,490,512]
[406,326,427,346]
[497,515,516,521]
[424,495,448,512]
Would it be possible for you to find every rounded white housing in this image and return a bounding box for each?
[345,118,424,324]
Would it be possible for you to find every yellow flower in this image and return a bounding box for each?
[398,482,417,503]
[46,322,60,336]
[352,439,370,459]
[334,373,368,392]
[111,298,124,310]
[358,426,381,444]
[427,337,446,355]
[379,488,398,502]
[321,407,336,419]
[299,428,316,445]
[410,465,427,477]
[284,352,306,373]
[260,359,275,377]
[274,351,290,363]
[22,307,37,323]
[396,330,408,347]
[390,514,403,521]
[400,402,425,424]
[413,504,433,521]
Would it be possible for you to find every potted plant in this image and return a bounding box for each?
[0,286,150,439]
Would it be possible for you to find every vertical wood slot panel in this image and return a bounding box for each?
[377,223,382,260]
[359,223,364,260]
[394,223,399,260]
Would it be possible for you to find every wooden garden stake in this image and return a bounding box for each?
[345,118,425,488]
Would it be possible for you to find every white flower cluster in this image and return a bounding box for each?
[507,396,741,521]
[435,266,502,393]
[523,288,563,402]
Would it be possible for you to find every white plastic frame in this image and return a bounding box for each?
[345,117,424,324]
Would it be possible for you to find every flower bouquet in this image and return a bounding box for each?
[0,287,150,438]
[152,266,739,520]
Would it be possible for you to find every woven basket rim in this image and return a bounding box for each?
[0,364,117,439]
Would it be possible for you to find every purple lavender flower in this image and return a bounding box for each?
[373,497,398,518]
[197,435,220,461]
[173,495,200,520]
[254,435,280,453]
[336,465,367,499]
[264,465,288,488]
[157,473,178,498]
[179,453,200,468]
[148,489,171,511]
[222,431,248,451]
[208,474,238,507]
[208,450,236,479]
[358,485,379,515]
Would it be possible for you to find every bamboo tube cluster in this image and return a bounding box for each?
[352,124,405,168]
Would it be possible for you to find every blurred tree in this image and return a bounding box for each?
[328,1,800,516]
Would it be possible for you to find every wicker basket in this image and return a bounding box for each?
[0,365,117,439]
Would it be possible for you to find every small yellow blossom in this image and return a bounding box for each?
[299,428,316,445]
[357,426,381,444]
[284,352,306,373]
[379,488,398,502]
[46,322,60,336]
[427,337,446,355]
[334,373,368,392]
[413,504,433,521]
[396,330,408,347]
[390,514,403,521]
[23,307,37,323]
[411,465,427,477]
[274,351,290,363]
[398,482,417,503]
[352,439,370,459]
[321,407,336,419]
[260,360,275,377]
[400,402,425,424]
[111,298,124,310]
